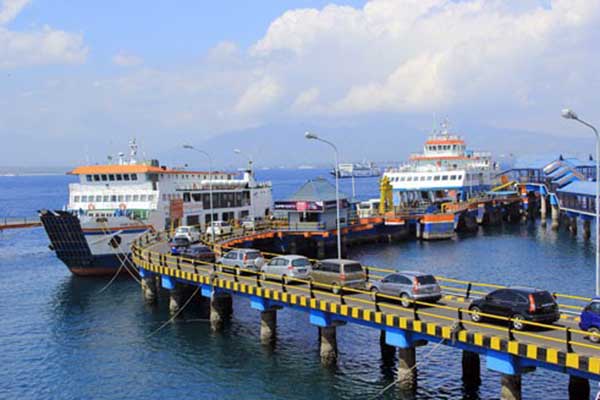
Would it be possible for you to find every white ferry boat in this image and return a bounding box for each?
[332,161,381,178]
[40,140,272,276]
[383,123,498,205]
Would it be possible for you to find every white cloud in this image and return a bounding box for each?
[0,0,88,68]
[233,76,283,115]
[112,51,143,67]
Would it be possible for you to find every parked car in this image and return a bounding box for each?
[174,225,201,243]
[241,217,256,230]
[179,244,216,264]
[261,255,312,282]
[217,248,265,274]
[206,221,233,237]
[310,259,366,294]
[579,297,600,343]
[170,237,191,255]
[369,271,442,307]
[468,287,560,331]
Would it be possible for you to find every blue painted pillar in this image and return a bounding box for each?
[250,296,280,344]
[486,351,535,400]
[384,328,428,392]
[139,268,157,303]
[309,310,345,366]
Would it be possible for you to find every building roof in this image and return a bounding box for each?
[288,177,347,202]
[69,164,218,176]
[510,154,597,170]
[557,180,597,197]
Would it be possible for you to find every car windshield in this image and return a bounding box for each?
[416,275,437,285]
[192,246,211,253]
[344,263,363,273]
[292,258,310,267]
[245,251,261,259]
[177,227,189,232]
[173,238,188,245]
[532,291,555,305]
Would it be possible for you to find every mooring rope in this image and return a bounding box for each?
[96,222,141,292]
[145,286,201,339]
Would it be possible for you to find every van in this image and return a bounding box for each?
[310,259,366,294]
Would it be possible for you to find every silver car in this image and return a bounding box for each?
[217,249,265,274]
[369,271,442,307]
[261,255,312,283]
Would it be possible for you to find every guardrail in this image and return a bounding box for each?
[0,216,41,229]
[132,233,600,359]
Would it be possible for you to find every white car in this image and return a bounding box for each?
[174,226,201,243]
[261,255,312,282]
[241,218,256,230]
[206,221,233,236]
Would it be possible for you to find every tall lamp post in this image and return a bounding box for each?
[182,144,215,248]
[305,131,342,261]
[562,108,600,296]
[233,148,253,172]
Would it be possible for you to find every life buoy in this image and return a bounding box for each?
[119,203,127,210]
[87,203,95,210]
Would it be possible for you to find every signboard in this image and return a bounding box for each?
[274,199,349,212]
[169,199,184,219]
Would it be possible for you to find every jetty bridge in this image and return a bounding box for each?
[132,231,600,400]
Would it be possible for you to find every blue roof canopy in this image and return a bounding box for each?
[557,181,597,197]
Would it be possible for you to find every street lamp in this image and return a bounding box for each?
[183,144,215,247]
[562,108,600,296]
[233,148,253,172]
[305,131,342,261]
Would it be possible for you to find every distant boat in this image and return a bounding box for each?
[298,165,316,170]
[331,162,381,178]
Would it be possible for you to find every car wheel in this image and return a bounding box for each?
[370,288,379,301]
[470,306,482,323]
[512,314,525,331]
[332,283,341,295]
[400,293,411,308]
[588,327,600,343]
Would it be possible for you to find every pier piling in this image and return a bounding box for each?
[379,330,396,363]
[500,374,521,400]
[260,309,277,344]
[210,292,232,332]
[462,350,481,389]
[141,274,157,304]
[168,284,183,314]
[540,195,547,227]
[551,205,560,230]
[568,375,589,400]
[319,326,337,366]
[397,347,417,392]
[583,219,591,240]
[569,216,578,235]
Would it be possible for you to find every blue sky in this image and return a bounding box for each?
[1,0,599,168]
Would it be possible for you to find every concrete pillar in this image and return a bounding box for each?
[568,375,590,400]
[169,285,183,315]
[141,275,157,304]
[260,309,277,344]
[583,219,591,240]
[379,330,396,363]
[397,347,417,392]
[319,326,337,366]
[551,205,560,230]
[210,292,232,332]
[317,240,326,259]
[540,195,547,226]
[569,216,578,235]
[462,351,481,389]
[500,374,521,400]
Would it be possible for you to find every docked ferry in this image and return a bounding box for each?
[40,140,273,276]
[332,161,381,178]
[383,123,498,205]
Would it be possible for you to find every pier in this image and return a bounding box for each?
[132,231,600,400]
[0,216,41,230]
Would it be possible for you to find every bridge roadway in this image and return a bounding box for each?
[133,234,600,398]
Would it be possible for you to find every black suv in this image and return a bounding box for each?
[468,287,560,330]
[180,244,216,264]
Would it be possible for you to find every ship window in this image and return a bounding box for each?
[93,175,100,181]
[140,195,147,201]
[74,196,80,202]
[126,195,132,201]
[406,176,412,182]
[399,177,405,182]
[450,175,457,180]
[100,174,107,181]
[133,195,139,201]
[434,175,441,181]
[116,174,122,181]
[427,176,433,181]
[94,195,101,202]
[109,174,115,181]
[420,176,426,181]
[457,175,463,180]
[123,174,130,181]
[81,195,88,202]
[442,175,449,181]
[131,174,138,181]
[148,195,154,201]
[103,195,109,202]
[86,175,92,182]
[110,195,116,202]
[117,195,124,201]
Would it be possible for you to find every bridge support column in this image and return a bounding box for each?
[169,285,183,314]
[379,330,396,363]
[568,375,589,400]
[583,219,591,240]
[140,271,157,304]
[501,374,521,400]
[319,327,337,366]
[210,292,232,332]
[260,310,277,344]
[540,195,547,227]
[462,350,481,389]
[551,205,560,230]
[397,347,417,392]
[569,216,578,235]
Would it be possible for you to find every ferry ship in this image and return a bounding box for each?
[332,161,381,178]
[383,123,498,205]
[40,140,272,276]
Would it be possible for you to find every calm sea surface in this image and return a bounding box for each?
[0,170,598,399]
